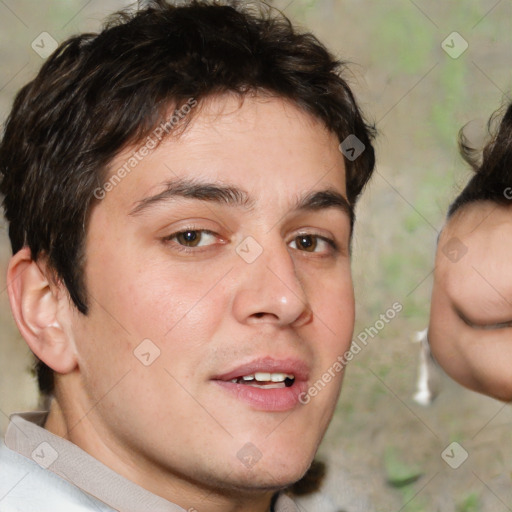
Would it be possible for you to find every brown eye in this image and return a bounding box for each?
[176,230,202,247]
[288,233,337,255]
[295,235,317,252]
[165,229,221,250]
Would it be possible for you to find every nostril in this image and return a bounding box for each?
[254,313,265,319]
[250,311,280,321]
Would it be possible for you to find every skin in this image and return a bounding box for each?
[429,200,512,401]
[7,94,355,512]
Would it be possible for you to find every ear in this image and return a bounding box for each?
[6,247,78,374]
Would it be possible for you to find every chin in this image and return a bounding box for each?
[232,468,310,494]
[226,447,315,492]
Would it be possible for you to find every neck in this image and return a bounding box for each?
[44,396,275,512]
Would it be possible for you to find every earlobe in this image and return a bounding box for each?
[6,247,77,374]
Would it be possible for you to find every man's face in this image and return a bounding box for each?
[64,94,354,502]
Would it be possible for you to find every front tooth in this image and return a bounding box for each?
[271,373,287,382]
[254,372,271,382]
[242,375,255,381]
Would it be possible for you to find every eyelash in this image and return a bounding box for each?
[162,229,222,254]
[162,229,339,255]
[290,233,338,253]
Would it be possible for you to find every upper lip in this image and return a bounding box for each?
[211,356,310,382]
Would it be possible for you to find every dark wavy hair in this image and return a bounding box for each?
[0,0,376,396]
[449,102,512,216]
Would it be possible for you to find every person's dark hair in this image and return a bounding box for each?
[449,102,512,216]
[0,0,375,396]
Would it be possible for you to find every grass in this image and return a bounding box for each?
[457,493,480,512]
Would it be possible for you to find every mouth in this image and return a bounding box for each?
[228,372,295,389]
[211,357,309,412]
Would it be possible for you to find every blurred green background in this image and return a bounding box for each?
[1,1,512,511]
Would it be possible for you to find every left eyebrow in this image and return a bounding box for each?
[294,189,354,227]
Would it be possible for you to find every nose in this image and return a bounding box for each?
[231,239,312,328]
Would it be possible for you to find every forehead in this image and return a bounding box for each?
[102,93,347,212]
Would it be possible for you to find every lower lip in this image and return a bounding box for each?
[213,380,308,412]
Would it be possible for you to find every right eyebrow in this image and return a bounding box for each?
[293,189,354,227]
[129,177,254,216]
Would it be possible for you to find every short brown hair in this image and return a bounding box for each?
[0,0,376,395]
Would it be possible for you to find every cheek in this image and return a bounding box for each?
[140,268,230,345]
[74,257,230,398]
[310,268,355,349]
[304,269,355,408]
[93,255,230,339]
